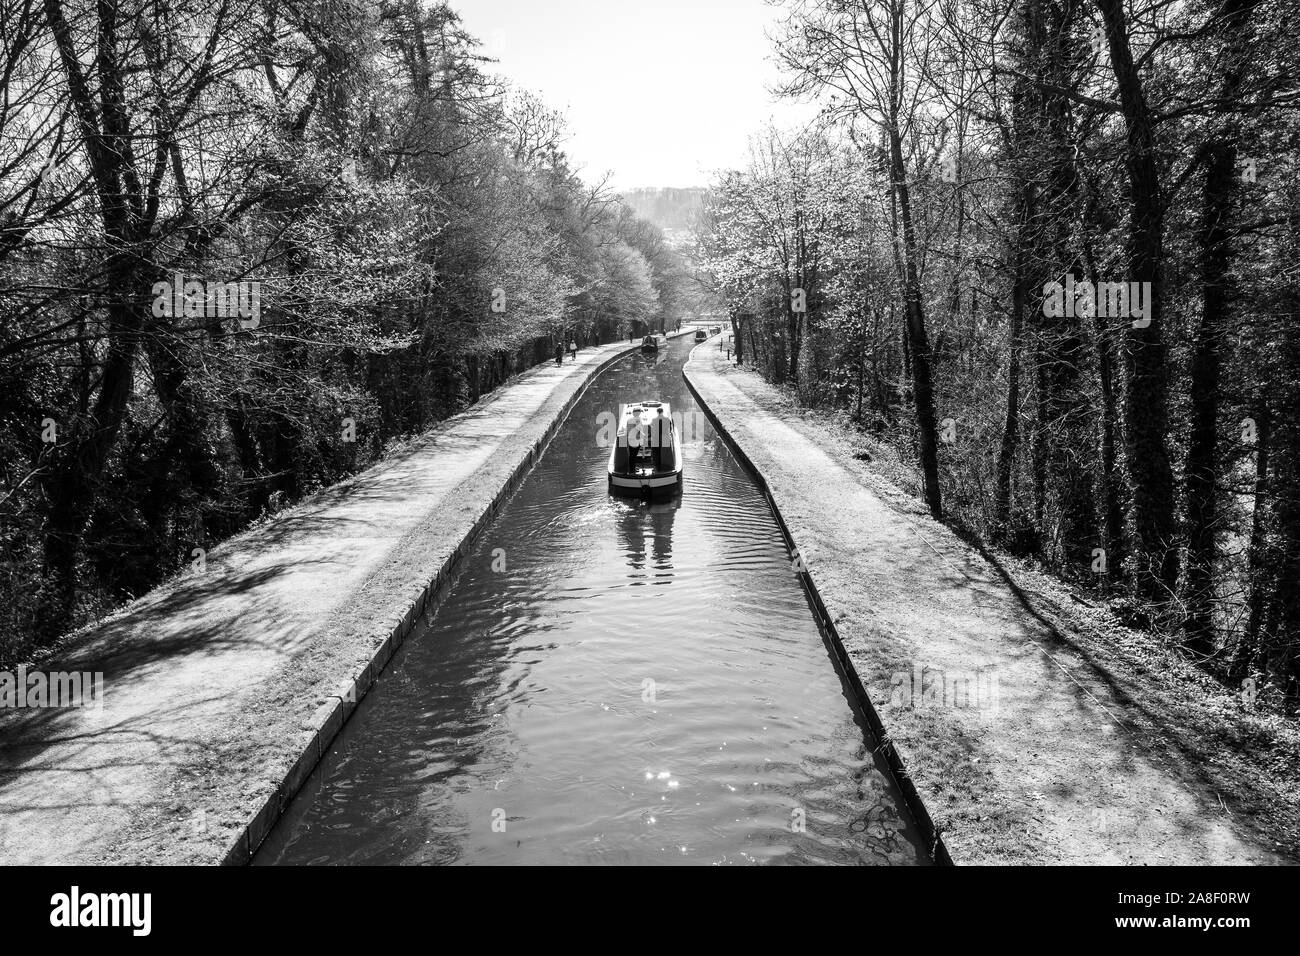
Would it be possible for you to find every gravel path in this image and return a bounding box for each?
[686,345,1290,865]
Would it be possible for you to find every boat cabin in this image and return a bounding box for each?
[608,401,683,496]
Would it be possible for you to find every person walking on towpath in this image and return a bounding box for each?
[569,338,578,361]
[554,342,564,366]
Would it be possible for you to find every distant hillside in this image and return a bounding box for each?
[620,187,707,233]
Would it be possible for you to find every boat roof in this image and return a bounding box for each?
[619,401,672,427]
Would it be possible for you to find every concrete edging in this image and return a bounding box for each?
[681,343,953,866]
[221,339,648,865]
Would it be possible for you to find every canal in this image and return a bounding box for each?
[254,335,929,865]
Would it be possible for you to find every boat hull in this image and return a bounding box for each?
[607,469,682,497]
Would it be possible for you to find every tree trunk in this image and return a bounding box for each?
[1096,0,1177,599]
[995,231,1025,535]
[1182,142,1236,652]
[36,277,142,639]
[1183,0,1257,652]
[1232,404,1271,677]
[889,124,942,518]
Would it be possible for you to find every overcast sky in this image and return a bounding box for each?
[456,0,815,190]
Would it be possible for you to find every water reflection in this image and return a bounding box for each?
[614,495,678,577]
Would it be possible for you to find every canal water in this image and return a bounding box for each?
[255,336,928,865]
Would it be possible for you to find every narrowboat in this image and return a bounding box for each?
[607,401,683,496]
[640,334,659,353]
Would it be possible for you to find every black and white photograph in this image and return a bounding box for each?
[0,0,1295,933]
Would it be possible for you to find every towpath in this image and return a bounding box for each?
[685,344,1292,865]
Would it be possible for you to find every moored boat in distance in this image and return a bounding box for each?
[608,401,683,496]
